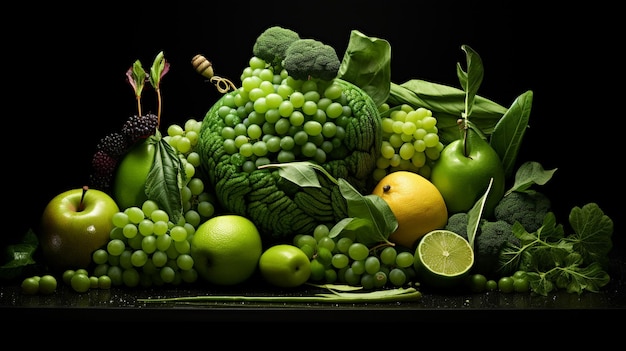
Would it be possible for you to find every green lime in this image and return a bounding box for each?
[413,230,474,289]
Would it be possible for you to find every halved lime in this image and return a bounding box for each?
[413,230,474,289]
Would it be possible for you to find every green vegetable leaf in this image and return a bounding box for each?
[466,178,493,249]
[505,161,557,196]
[145,131,186,223]
[148,51,170,90]
[337,178,397,245]
[337,29,391,107]
[126,60,146,100]
[456,44,483,119]
[258,161,323,188]
[0,229,38,280]
[566,203,614,268]
[490,90,533,179]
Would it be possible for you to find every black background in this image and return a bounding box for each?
[5,2,622,253]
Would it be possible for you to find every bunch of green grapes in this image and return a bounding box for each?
[91,200,199,288]
[293,224,418,289]
[88,118,219,288]
[372,104,444,182]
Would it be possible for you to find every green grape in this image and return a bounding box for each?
[351,260,365,275]
[364,256,381,275]
[107,239,125,256]
[127,234,143,250]
[38,275,57,295]
[389,268,407,287]
[324,268,338,283]
[296,234,317,250]
[92,248,109,265]
[184,210,201,228]
[70,273,91,293]
[89,276,99,289]
[299,244,315,259]
[373,271,388,288]
[152,251,168,267]
[131,250,148,267]
[98,275,112,289]
[125,206,145,224]
[138,219,155,236]
[160,266,176,283]
[309,259,326,281]
[122,268,140,287]
[331,253,349,269]
[317,236,335,252]
[348,242,369,261]
[343,267,360,286]
[141,200,159,218]
[122,223,138,238]
[395,251,414,268]
[174,239,191,254]
[379,246,397,266]
[107,266,123,286]
[112,212,129,228]
[360,273,375,289]
[336,237,353,254]
[21,277,39,295]
[153,220,169,236]
[176,254,194,271]
[156,234,172,252]
[316,247,333,268]
[119,250,133,269]
[197,201,215,218]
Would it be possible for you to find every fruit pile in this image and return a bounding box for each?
[14,26,613,299]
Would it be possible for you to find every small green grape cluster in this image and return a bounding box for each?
[20,274,58,295]
[372,103,444,182]
[92,200,200,288]
[62,268,112,293]
[294,224,418,289]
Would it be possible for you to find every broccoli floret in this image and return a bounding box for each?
[444,212,469,237]
[283,38,341,81]
[445,213,520,278]
[252,26,301,68]
[493,190,551,233]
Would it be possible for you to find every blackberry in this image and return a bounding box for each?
[90,150,118,191]
[121,113,158,142]
[96,132,128,158]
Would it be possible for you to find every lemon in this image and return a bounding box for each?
[371,171,448,249]
[413,229,474,289]
[190,215,263,286]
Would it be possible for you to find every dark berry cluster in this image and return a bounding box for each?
[89,113,159,193]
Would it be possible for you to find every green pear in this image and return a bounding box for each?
[430,127,505,218]
[113,139,155,210]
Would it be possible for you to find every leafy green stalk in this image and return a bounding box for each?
[498,203,613,296]
[148,51,170,127]
[126,60,146,117]
[137,286,422,304]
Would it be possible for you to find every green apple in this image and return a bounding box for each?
[258,244,311,288]
[40,186,119,272]
[430,127,505,217]
[113,139,155,210]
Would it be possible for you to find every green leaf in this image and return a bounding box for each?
[258,161,322,188]
[145,131,186,223]
[337,30,392,107]
[505,161,558,196]
[338,179,397,244]
[491,90,533,179]
[466,177,493,249]
[127,60,146,99]
[567,203,614,268]
[0,229,38,280]
[149,51,169,90]
[456,44,483,119]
